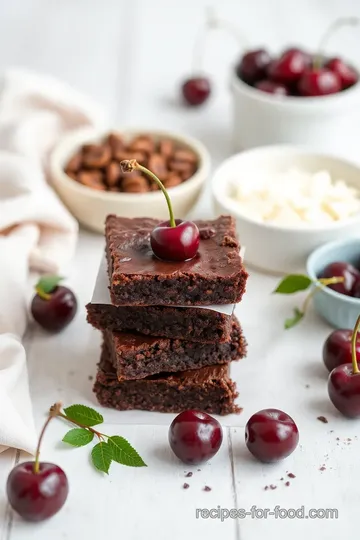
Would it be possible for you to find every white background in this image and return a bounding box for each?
[1,1,360,539]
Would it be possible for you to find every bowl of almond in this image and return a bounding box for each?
[50,128,210,233]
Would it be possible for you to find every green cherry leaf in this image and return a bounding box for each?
[91,442,112,474]
[63,404,104,427]
[284,308,304,329]
[107,436,147,467]
[274,274,312,295]
[62,428,94,447]
[36,275,64,295]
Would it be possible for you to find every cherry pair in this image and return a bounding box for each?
[169,409,299,465]
[326,316,360,418]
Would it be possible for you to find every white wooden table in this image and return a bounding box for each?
[1,1,360,539]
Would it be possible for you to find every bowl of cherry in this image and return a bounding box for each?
[231,19,360,156]
[307,237,360,329]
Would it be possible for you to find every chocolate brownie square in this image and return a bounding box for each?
[105,215,248,306]
[87,303,233,343]
[94,344,240,415]
[103,317,246,380]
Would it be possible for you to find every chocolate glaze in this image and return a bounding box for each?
[106,215,244,279]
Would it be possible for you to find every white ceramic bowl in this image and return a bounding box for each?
[212,145,360,274]
[230,71,360,157]
[50,128,211,233]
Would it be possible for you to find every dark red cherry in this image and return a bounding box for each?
[326,58,358,89]
[268,49,309,84]
[298,68,342,96]
[328,364,360,418]
[150,219,199,262]
[320,261,360,296]
[31,285,77,332]
[181,77,211,106]
[169,410,223,465]
[245,408,299,463]
[255,79,289,95]
[7,462,68,522]
[323,329,360,372]
[352,277,360,298]
[236,49,271,85]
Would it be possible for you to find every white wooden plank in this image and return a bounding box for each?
[0,449,17,540]
[8,424,236,540]
[231,426,359,539]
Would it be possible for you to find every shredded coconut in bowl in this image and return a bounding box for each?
[230,168,360,227]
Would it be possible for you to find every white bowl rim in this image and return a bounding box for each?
[306,237,360,306]
[212,144,360,233]
[50,127,211,202]
[230,69,360,108]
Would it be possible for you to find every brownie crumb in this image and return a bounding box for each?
[185,472,193,478]
[204,486,212,492]
[319,466,326,471]
[88,375,94,381]
[317,415,328,424]
[285,481,290,487]
[347,438,352,442]
[305,384,310,388]
[197,469,201,472]
[330,430,334,433]
[270,484,277,490]
[287,473,296,479]
[264,486,269,491]
[199,227,216,240]
[183,483,190,489]
[280,477,284,481]
[336,437,340,441]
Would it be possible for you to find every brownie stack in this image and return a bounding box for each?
[87,215,248,415]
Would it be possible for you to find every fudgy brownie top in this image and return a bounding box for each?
[106,215,243,281]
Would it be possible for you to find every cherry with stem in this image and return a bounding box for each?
[7,403,69,522]
[328,315,360,418]
[182,7,247,106]
[120,159,200,261]
[299,17,359,96]
[274,273,345,329]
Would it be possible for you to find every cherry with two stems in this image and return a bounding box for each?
[120,160,200,262]
[328,315,360,418]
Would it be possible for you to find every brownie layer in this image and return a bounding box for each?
[104,318,246,380]
[87,303,233,343]
[105,215,248,306]
[94,344,240,415]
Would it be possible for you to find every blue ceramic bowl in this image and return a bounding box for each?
[306,238,360,329]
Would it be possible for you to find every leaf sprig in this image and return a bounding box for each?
[273,273,345,329]
[49,403,146,473]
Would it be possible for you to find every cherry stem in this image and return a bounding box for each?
[192,7,248,74]
[35,286,51,301]
[120,160,176,228]
[314,17,360,70]
[351,315,360,375]
[301,276,345,317]
[33,402,62,474]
